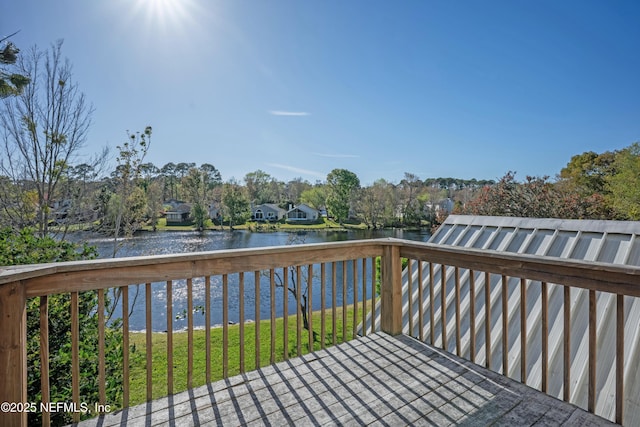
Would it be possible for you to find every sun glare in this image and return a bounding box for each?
[132,0,196,36]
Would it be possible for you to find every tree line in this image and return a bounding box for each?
[460,144,640,222]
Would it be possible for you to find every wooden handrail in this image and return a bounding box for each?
[2,238,639,296]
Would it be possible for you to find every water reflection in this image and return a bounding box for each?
[71,228,430,331]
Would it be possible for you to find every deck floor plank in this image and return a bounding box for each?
[74,332,616,427]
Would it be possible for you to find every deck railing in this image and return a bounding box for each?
[1,238,639,426]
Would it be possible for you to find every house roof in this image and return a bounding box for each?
[167,203,191,213]
[367,215,640,425]
[434,215,640,424]
[287,204,318,215]
[253,203,286,214]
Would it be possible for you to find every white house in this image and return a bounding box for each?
[251,204,286,221]
[286,204,320,222]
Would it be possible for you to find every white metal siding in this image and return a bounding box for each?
[365,215,640,425]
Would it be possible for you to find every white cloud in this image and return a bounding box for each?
[268,110,310,116]
[311,152,360,159]
[267,163,325,178]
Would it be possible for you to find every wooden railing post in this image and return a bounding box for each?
[381,244,402,335]
[0,281,27,427]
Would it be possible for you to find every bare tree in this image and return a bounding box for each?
[268,234,317,339]
[107,127,152,250]
[0,40,93,235]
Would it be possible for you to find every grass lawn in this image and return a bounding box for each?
[128,300,375,406]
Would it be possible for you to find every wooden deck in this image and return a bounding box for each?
[75,332,614,427]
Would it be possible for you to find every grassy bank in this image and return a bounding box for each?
[128,301,374,405]
[142,217,369,232]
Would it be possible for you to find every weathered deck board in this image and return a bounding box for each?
[75,333,615,427]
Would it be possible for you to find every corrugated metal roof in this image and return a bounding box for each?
[368,215,640,425]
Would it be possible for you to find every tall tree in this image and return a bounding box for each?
[244,169,279,204]
[399,172,423,226]
[300,185,327,211]
[183,164,221,230]
[221,179,250,229]
[326,168,360,223]
[559,150,617,196]
[0,40,93,235]
[606,142,640,220]
[105,127,151,253]
[285,177,311,205]
[356,179,395,228]
[54,149,109,238]
[160,162,177,200]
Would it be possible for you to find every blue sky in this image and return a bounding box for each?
[4,0,640,185]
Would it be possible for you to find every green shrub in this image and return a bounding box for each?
[0,228,124,426]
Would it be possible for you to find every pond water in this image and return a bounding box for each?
[73,228,431,331]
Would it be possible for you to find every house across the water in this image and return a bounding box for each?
[286,203,320,223]
[251,203,286,222]
[165,203,192,225]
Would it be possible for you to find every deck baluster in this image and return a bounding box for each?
[371,258,376,335]
[429,263,435,345]
[352,260,357,340]
[501,275,508,375]
[205,276,212,383]
[283,268,289,360]
[255,271,261,369]
[98,289,106,407]
[321,263,326,347]
[145,283,153,400]
[456,267,461,357]
[308,264,314,352]
[342,261,347,342]
[542,282,548,393]
[121,287,129,409]
[332,262,337,345]
[39,296,50,426]
[588,289,596,412]
[441,265,447,351]
[418,261,424,342]
[239,272,245,371]
[167,280,173,394]
[520,278,527,384]
[270,269,276,365]
[362,258,367,337]
[469,271,476,363]
[485,272,491,370]
[616,294,624,424]
[408,259,414,337]
[563,285,570,401]
[187,278,193,389]
[222,275,228,377]
[296,266,302,355]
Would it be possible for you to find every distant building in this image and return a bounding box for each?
[251,203,286,221]
[165,203,192,225]
[425,198,454,214]
[286,204,320,222]
[209,202,221,222]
